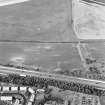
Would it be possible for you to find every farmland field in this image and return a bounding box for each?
[83,42,105,75]
[0,0,82,74]
[0,0,105,104]
[86,43,105,61]
[0,0,77,42]
[72,0,105,39]
[0,0,105,74]
[0,42,83,73]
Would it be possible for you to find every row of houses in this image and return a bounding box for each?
[0,86,36,105]
[0,85,46,105]
[0,86,27,92]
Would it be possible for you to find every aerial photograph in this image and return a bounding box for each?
[0,0,105,105]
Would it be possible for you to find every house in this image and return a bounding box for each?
[11,87,18,91]
[20,87,27,91]
[0,96,12,101]
[3,86,9,91]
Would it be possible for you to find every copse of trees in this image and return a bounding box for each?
[85,70,105,81]
[89,66,101,74]
[70,69,84,77]
[85,58,96,65]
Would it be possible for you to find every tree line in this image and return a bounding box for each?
[0,74,104,96]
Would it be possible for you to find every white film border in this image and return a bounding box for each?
[0,0,30,7]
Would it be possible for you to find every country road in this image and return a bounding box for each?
[0,65,105,90]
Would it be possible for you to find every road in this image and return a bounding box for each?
[0,65,105,90]
[76,42,88,70]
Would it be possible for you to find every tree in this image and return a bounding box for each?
[70,69,84,77]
